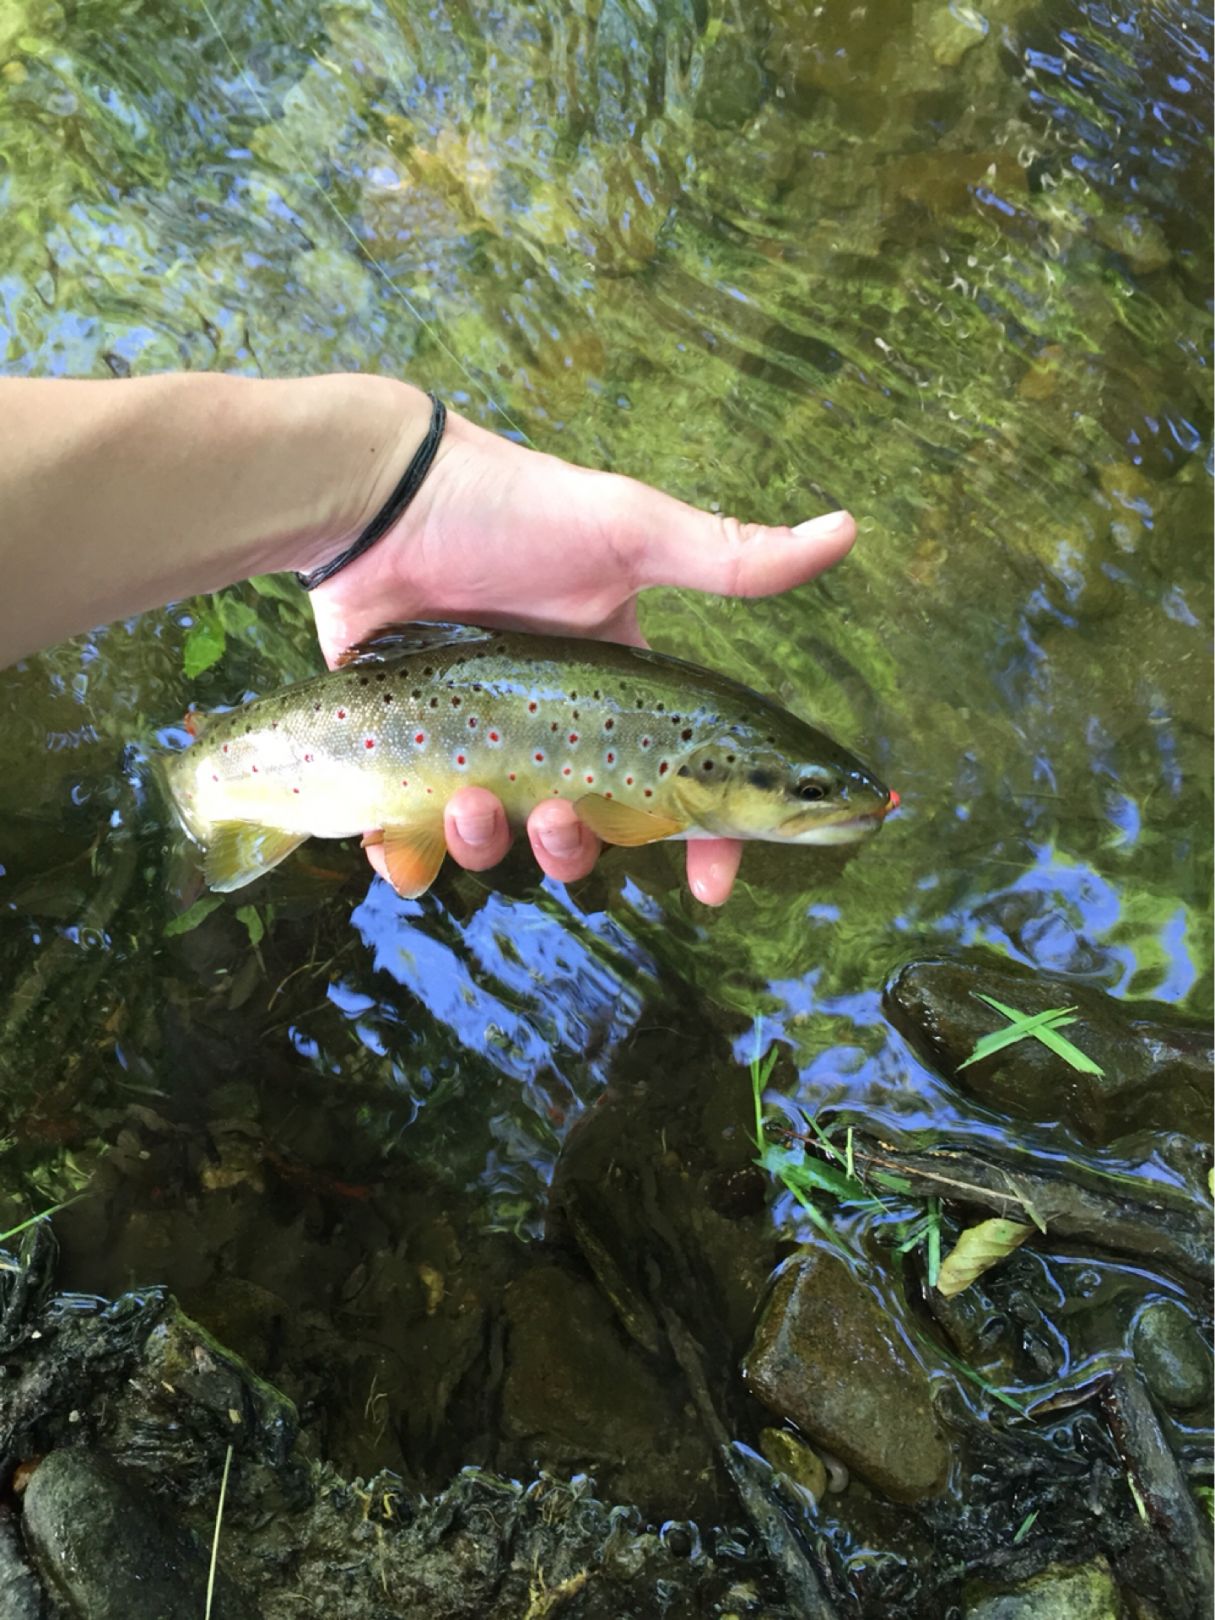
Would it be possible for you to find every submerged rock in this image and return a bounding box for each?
[883,957,1212,1144]
[1132,1300,1212,1413]
[501,1265,716,1514]
[964,1556,1125,1618]
[743,1246,950,1503]
[22,1449,253,1620]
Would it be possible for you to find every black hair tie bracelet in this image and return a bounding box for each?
[295,392,447,591]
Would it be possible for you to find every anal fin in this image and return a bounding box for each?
[204,822,308,892]
[573,794,686,847]
[379,821,448,898]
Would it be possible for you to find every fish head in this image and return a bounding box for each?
[672,730,896,845]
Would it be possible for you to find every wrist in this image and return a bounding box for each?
[258,373,434,579]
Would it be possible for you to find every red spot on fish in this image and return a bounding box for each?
[401,779,409,787]
[528,701,538,712]
[468,717,477,728]
[489,731,499,742]
[456,754,466,766]
[415,732,425,744]
[585,774,594,784]
[604,718,614,731]
[222,744,229,754]
[659,761,669,775]
[644,788,653,797]
[534,751,545,762]
[563,766,572,776]
[304,753,313,763]
[293,787,300,794]
[364,738,375,749]
[211,773,218,782]
[625,775,634,785]
[569,733,578,743]
[336,709,346,720]
[641,737,651,748]
[508,772,517,781]
[606,752,615,764]
[251,764,259,773]
[604,791,612,799]
[183,711,200,738]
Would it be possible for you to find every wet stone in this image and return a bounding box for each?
[1132,1300,1212,1412]
[743,1246,950,1504]
[883,956,1213,1145]
[501,1265,716,1514]
[758,1427,828,1503]
[964,1557,1125,1619]
[22,1449,254,1620]
[0,1508,41,1620]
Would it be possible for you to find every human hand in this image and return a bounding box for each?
[308,404,857,905]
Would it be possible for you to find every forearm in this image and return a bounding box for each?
[0,372,431,664]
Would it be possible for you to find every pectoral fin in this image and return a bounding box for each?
[573,795,687,847]
[379,821,448,898]
[204,822,308,892]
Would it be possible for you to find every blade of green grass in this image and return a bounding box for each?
[958,1003,1078,1069]
[0,1199,79,1245]
[204,1444,234,1620]
[969,994,1104,1075]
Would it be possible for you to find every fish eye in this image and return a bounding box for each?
[796,779,829,803]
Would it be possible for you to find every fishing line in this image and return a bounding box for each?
[195,0,534,445]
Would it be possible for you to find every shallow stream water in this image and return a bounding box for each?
[0,0,1211,1613]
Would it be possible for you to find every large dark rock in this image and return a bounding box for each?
[883,957,1212,1144]
[22,1449,254,1620]
[1132,1299,1212,1413]
[742,1246,950,1503]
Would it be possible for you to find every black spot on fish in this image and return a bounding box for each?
[681,728,693,741]
[748,768,775,790]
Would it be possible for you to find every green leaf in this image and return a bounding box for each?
[958,1002,1078,1069]
[936,1217,1033,1297]
[961,994,1105,1077]
[182,616,226,679]
[1012,1509,1039,1544]
[1029,1021,1106,1076]
[235,904,264,948]
[164,894,225,936]
[248,572,302,603]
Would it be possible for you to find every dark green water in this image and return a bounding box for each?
[0,0,1211,1607]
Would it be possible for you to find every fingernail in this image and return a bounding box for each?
[793,511,849,536]
[454,811,497,847]
[539,822,583,860]
[691,862,730,905]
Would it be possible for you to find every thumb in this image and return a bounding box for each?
[626,486,857,598]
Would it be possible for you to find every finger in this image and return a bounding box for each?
[527,799,601,883]
[686,838,743,906]
[624,490,857,599]
[443,786,512,871]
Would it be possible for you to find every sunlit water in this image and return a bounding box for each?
[0,0,1210,1584]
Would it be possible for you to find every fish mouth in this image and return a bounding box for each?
[786,790,899,845]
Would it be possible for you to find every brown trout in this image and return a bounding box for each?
[166,622,896,898]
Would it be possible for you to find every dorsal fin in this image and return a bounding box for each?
[335,622,496,668]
